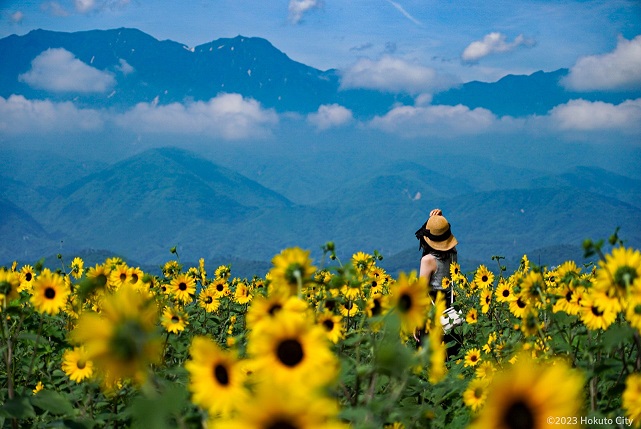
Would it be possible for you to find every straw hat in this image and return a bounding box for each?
[422,215,458,251]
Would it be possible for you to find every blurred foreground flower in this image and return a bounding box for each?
[69,284,162,388]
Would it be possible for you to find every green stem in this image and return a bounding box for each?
[20,313,45,396]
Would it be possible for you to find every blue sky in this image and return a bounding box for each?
[1,0,640,83]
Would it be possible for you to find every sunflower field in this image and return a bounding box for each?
[1,236,641,429]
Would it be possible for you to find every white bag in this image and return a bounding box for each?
[440,306,463,332]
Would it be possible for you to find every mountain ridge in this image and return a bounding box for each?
[2,28,639,118]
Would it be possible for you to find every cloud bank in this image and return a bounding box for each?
[562,35,641,91]
[115,93,279,140]
[550,98,641,132]
[461,32,535,63]
[0,95,104,134]
[340,56,452,94]
[368,104,497,137]
[307,104,353,130]
[19,48,115,93]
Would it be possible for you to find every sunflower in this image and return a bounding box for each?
[19,265,36,292]
[85,264,111,294]
[233,281,252,305]
[495,279,512,303]
[161,307,189,334]
[339,300,360,318]
[480,289,492,314]
[340,283,362,300]
[317,311,344,344]
[184,336,248,417]
[428,292,447,384]
[70,257,85,279]
[0,268,21,302]
[480,331,497,353]
[474,265,495,289]
[352,251,374,275]
[594,246,641,300]
[464,378,490,412]
[109,264,131,291]
[625,294,641,332]
[169,273,196,304]
[269,247,317,297]
[33,381,44,395]
[508,293,531,319]
[162,260,182,278]
[475,361,496,380]
[247,310,337,389]
[552,282,581,315]
[519,271,548,307]
[198,287,221,313]
[519,255,530,273]
[623,373,641,424]
[450,262,464,283]
[215,379,346,429]
[69,284,162,387]
[519,309,541,337]
[30,269,70,315]
[470,354,583,429]
[62,346,94,383]
[127,267,145,289]
[215,264,231,280]
[211,278,230,298]
[366,293,389,318]
[368,266,388,295]
[466,308,478,324]
[579,293,617,330]
[246,294,309,332]
[464,348,482,367]
[390,272,431,334]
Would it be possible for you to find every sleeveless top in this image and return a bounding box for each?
[429,251,457,292]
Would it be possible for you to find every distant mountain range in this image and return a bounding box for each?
[1,28,640,276]
[1,146,639,274]
[2,28,640,118]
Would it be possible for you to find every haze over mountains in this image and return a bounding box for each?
[1,28,640,275]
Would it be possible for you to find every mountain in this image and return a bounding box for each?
[528,166,641,209]
[1,147,639,271]
[2,28,639,119]
[0,28,410,117]
[432,69,641,116]
[0,197,58,262]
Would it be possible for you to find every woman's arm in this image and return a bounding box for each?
[419,254,437,282]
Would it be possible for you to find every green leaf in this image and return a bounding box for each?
[601,323,634,352]
[30,390,75,416]
[0,396,37,419]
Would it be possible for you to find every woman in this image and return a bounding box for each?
[416,208,458,304]
[415,208,461,351]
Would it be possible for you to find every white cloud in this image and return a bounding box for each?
[550,98,641,132]
[307,104,353,130]
[0,95,104,134]
[369,104,496,138]
[74,0,130,13]
[288,0,321,24]
[385,0,422,26]
[74,0,95,13]
[19,48,115,93]
[10,11,24,23]
[340,56,453,94]
[562,35,641,91]
[461,32,535,63]
[115,93,279,140]
[116,58,135,75]
[40,2,69,17]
